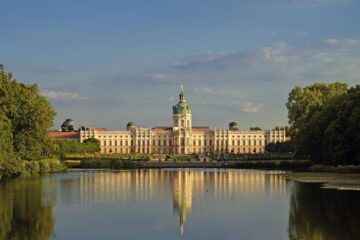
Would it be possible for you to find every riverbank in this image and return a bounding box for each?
[0,159,67,180]
[286,172,360,191]
[64,159,310,170]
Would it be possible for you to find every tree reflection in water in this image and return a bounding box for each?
[289,182,360,240]
[0,178,56,240]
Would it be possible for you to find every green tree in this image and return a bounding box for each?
[287,82,360,165]
[0,66,56,160]
[286,82,348,159]
[61,119,74,132]
[286,82,347,138]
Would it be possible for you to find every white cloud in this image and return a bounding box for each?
[42,90,89,101]
[193,87,249,98]
[296,31,309,36]
[242,102,264,113]
[260,41,288,63]
[152,73,178,82]
[168,39,360,86]
[325,38,360,46]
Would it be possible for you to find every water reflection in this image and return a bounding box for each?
[288,182,360,240]
[1,169,359,239]
[0,178,56,240]
[65,169,287,235]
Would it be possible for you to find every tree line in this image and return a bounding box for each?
[287,82,360,165]
[0,65,100,179]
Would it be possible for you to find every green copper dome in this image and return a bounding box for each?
[173,86,192,114]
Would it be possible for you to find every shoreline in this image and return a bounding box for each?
[285,172,360,191]
[65,159,310,170]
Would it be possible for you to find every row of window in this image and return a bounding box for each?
[102,147,264,154]
[102,139,265,147]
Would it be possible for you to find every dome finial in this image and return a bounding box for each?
[180,84,184,93]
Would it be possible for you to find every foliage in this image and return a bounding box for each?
[0,65,56,161]
[286,82,360,165]
[23,159,67,176]
[286,82,347,139]
[0,65,66,178]
[250,127,262,130]
[61,119,74,132]
[54,139,100,156]
[265,141,294,153]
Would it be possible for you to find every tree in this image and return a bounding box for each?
[286,82,347,138]
[250,127,262,131]
[287,82,360,165]
[61,119,74,132]
[0,65,56,161]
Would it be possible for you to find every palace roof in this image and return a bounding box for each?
[48,131,80,139]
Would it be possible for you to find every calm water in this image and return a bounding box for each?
[1,169,360,240]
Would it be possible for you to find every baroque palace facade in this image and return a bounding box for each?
[80,87,286,155]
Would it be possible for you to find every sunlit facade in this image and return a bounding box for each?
[80,86,287,155]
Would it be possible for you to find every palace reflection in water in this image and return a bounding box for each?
[1,169,360,240]
[64,169,287,235]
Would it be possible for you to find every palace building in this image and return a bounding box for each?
[80,86,286,155]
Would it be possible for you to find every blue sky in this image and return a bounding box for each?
[1,0,360,130]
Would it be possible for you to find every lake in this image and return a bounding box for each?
[1,169,360,240]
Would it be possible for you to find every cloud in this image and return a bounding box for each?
[296,31,309,36]
[193,87,249,99]
[324,38,360,46]
[33,66,73,74]
[42,90,89,101]
[166,38,360,86]
[242,102,263,113]
[261,41,288,63]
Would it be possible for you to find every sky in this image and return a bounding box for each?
[1,0,360,130]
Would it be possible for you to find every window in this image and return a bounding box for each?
[181,120,184,127]
[187,120,190,126]
[103,140,106,146]
[193,140,196,146]
[198,140,201,146]
[163,140,167,146]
